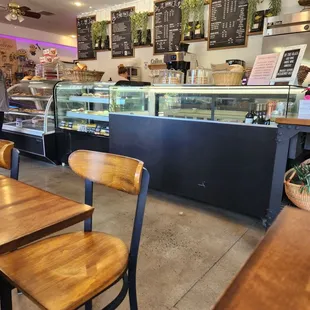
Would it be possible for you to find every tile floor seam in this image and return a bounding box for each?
[171,228,249,309]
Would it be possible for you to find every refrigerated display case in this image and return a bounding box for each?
[109,85,304,124]
[4,80,58,162]
[53,81,150,163]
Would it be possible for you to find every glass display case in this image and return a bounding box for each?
[4,80,58,162]
[110,85,305,125]
[54,82,150,136]
[5,80,55,136]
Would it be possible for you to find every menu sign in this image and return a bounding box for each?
[208,0,248,50]
[77,16,96,60]
[272,44,307,85]
[111,7,134,58]
[154,0,182,55]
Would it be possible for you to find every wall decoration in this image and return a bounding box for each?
[29,44,37,56]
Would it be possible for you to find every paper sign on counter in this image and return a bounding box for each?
[298,100,310,119]
[248,53,279,85]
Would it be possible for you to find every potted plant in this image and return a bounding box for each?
[91,21,109,50]
[130,12,149,46]
[248,0,282,29]
[284,159,310,210]
[181,0,205,40]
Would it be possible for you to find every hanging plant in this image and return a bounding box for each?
[181,0,205,38]
[269,0,282,16]
[130,12,149,45]
[91,21,108,49]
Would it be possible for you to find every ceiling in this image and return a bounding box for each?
[0,0,125,36]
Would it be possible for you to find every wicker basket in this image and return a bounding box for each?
[299,0,310,6]
[212,71,243,86]
[284,159,310,211]
[63,69,105,82]
[298,65,310,86]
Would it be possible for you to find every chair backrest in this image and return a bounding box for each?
[0,140,19,180]
[68,150,150,272]
[69,150,144,195]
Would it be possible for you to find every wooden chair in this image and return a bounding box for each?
[0,139,20,180]
[0,150,150,310]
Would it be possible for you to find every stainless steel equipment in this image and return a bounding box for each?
[164,52,197,83]
[263,11,310,85]
[125,66,141,82]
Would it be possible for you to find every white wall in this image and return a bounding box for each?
[0,22,77,63]
[0,22,77,47]
[82,0,302,82]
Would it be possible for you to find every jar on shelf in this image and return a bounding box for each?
[159,70,184,84]
[186,68,213,85]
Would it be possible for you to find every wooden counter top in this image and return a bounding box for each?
[276,118,310,126]
[213,207,310,310]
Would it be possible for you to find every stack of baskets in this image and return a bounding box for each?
[284,159,310,211]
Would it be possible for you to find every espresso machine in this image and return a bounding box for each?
[164,51,197,83]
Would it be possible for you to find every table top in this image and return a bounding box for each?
[0,176,94,254]
[276,117,310,126]
[213,207,310,310]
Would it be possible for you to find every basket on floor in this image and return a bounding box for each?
[212,71,243,86]
[284,159,310,211]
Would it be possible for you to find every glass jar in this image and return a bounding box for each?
[186,68,213,85]
[159,70,184,84]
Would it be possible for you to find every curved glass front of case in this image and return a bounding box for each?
[5,80,57,136]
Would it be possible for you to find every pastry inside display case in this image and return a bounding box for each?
[54,82,114,137]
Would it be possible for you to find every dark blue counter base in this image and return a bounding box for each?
[110,114,278,219]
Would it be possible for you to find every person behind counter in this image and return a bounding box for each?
[0,69,9,138]
[118,64,129,81]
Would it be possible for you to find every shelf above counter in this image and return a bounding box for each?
[66,111,109,122]
[69,96,110,104]
[5,111,54,119]
[10,96,51,101]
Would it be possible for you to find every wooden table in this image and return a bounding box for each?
[0,176,94,254]
[213,207,310,310]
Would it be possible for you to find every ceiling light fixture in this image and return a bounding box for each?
[71,35,76,38]
[18,15,24,23]
[89,6,92,9]
[74,1,82,6]
[5,13,12,21]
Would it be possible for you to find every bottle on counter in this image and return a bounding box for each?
[257,104,265,125]
[245,110,254,124]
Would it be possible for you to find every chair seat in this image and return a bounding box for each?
[0,232,128,310]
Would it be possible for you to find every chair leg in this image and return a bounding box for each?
[0,283,13,310]
[85,299,92,310]
[128,271,138,310]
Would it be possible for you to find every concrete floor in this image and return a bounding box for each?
[1,157,265,310]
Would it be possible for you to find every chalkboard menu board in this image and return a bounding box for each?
[77,16,96,60]
[276,49,300,79]
[111,7,134,58]
[208,0,248,50]
[154,0,182,55]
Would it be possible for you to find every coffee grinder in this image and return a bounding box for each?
[163,51,197,83]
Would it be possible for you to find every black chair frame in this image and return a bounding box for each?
[82,167,150,310]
